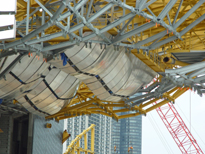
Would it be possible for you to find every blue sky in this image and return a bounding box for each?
[142,90,205,153]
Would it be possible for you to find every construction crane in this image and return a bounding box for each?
[155,102,204,154]
[145,77,204,154]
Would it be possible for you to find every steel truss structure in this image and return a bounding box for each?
[3,0,203,116]
[3,0,204,59]
[155,102,204,154]
[0,0,203,120]
[44,81,184,121]
[0,0,204,153]
[46,82,147,121]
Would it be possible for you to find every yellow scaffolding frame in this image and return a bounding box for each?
[64,124,95,154]
[45,81,187,121]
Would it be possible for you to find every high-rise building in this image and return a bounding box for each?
[112,93,142,154]
[67,114,112,154]
[112,114,142,154]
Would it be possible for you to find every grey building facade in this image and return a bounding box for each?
[111,93,142,154]
[32,115,64,154]
[112,114,142,154]
[0,108,64,154]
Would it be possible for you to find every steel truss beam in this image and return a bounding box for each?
[4,0,87,50]
[106,0,182,40]
[135,0,205,49]
[1,0,204,59]
[150,14,205,50]
[164,60,205,97]
[45,78,188,121]
[0,0,204,123]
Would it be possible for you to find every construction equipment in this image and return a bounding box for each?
[155,102,204,154]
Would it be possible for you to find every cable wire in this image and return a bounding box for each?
[148,115,172,154]
[190,90,191,153]
[150,113,175,154]
[176,103,205,152]
[147,113,174,154]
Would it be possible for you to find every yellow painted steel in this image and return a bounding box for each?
[62,130,71,144]
[84,133,88,154]
[91,127,95,152]
[45,81,185,121]
[131,49,165,72]
[64,124,95,154]
[45,82,149,121]
[14,0,205,120]
[15,0,205,55]
[13,99,18,105]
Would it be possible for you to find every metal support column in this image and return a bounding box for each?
[84,133,88,154]
[91,127,95,153]
[26,0,30,35]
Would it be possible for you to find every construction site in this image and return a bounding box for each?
[0,0,205,153]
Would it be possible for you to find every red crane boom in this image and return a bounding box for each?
[155,102,204,154]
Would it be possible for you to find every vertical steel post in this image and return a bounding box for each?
[26,0,30,35]
[41,10,45,46]
[91,127,95,152]
[84,133,88,154]
[79,6,84,36]
[77,140,80,154]
[67,16,70,30]
[86,0,93,19]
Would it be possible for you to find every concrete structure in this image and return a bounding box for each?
[0,115,13,154]
[0,103,28,154]
[67,114,112,154]
[32,115,64,154]
[0,105,64,154]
